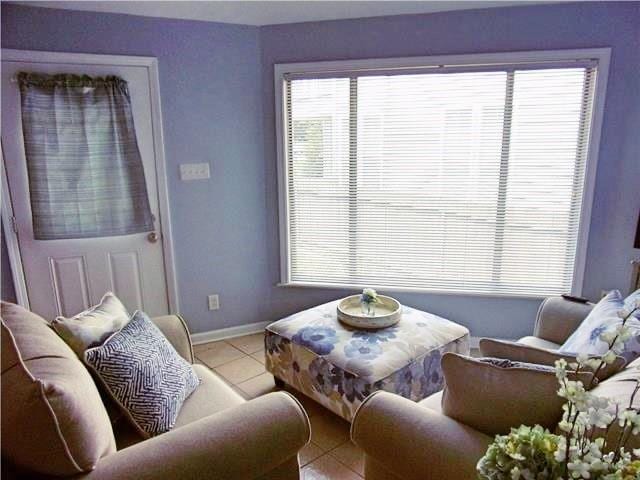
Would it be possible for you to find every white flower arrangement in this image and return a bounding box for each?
[360,288,379,317]
[360,288,379,305]
[478,300,640,480]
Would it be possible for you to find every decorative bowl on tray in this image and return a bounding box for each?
[337,295,401,329]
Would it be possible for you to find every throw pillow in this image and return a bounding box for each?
[559,290,640,363]
[479,338,626,381]
[440,353,592,436]
[1,302,116,476]
[625,288,640,313]
[85,311,200,437]
[51,292,130,356]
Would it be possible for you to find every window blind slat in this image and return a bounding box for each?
[285,65,596,296]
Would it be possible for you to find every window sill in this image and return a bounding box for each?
[277,281,556,300]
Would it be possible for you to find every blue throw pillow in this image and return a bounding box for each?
[559,290,640,363]
[85,311,200,437]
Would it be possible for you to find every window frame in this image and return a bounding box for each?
[274,48,611,298]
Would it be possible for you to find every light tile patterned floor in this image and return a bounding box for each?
[194,332,364,479]
[194,332,481,479]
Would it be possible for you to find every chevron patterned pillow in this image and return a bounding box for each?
[85,311,200,437]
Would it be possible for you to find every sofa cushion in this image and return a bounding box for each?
[589,359,640,450]
[113,364,245,449]
[85,311,200,437]
[480,338,626,381]
[517,335,561,350]
[418,390,443,413]
[440,353,592,436]
[51,291,130,356]
[175,364,244,428]
[0,302,116,476]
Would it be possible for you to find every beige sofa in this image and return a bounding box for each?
[1,302,311,479]
[351,296,640,480]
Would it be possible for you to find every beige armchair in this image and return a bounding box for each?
[351,296,640,479]
[519,296,594,350]
[352,391,492,480]
[1,303,311,479]
[77,393,310,480]
[94,314,311,480]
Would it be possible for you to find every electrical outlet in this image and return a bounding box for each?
[180,163,210,181]
[208,294,220,311]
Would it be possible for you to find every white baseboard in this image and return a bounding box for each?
[191,320,271,345]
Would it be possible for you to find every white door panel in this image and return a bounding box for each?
[107,251,145,312]
[2,58,170,320]
[49,255,91,317]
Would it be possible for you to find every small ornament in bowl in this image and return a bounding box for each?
[360,288,379,316]
[337,290,401,329]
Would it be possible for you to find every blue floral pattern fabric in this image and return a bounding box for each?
[560,289,640,363]
[292,326,339,355]
[265,299,469,421]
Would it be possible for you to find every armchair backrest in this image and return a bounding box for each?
[533,296,594,345]
[150,314,194,364]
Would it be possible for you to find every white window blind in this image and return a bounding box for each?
[282,60,598,296]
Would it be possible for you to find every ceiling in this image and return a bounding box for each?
[10,1,554,26]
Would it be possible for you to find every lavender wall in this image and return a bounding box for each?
[1,4,269,332]
[259,1,640,338]
[2,2,639,339]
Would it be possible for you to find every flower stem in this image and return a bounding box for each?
[587,306,638,389]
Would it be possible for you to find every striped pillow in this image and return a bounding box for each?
[85,311,200,437]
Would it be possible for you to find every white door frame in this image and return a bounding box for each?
[1,49,180,313]
[1,146,30,308]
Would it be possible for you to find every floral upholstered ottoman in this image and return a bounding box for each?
[265,299,469,421]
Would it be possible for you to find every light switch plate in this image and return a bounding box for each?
[208,294,220,311]
[180,163,210,181]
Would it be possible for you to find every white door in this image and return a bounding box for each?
[2,53,172,320]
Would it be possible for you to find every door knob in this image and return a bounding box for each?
[147,232,159,243]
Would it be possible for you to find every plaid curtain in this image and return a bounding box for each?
[18,72,153,240]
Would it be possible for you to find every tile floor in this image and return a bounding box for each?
[194,332,364,479]
[194,331,481,480]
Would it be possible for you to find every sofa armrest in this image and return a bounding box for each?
[80,392,310,480]
[151,314,193,363]
[533,297,594,345]
[351,392,492,480]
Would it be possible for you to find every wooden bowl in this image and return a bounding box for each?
[337,295,401,329]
